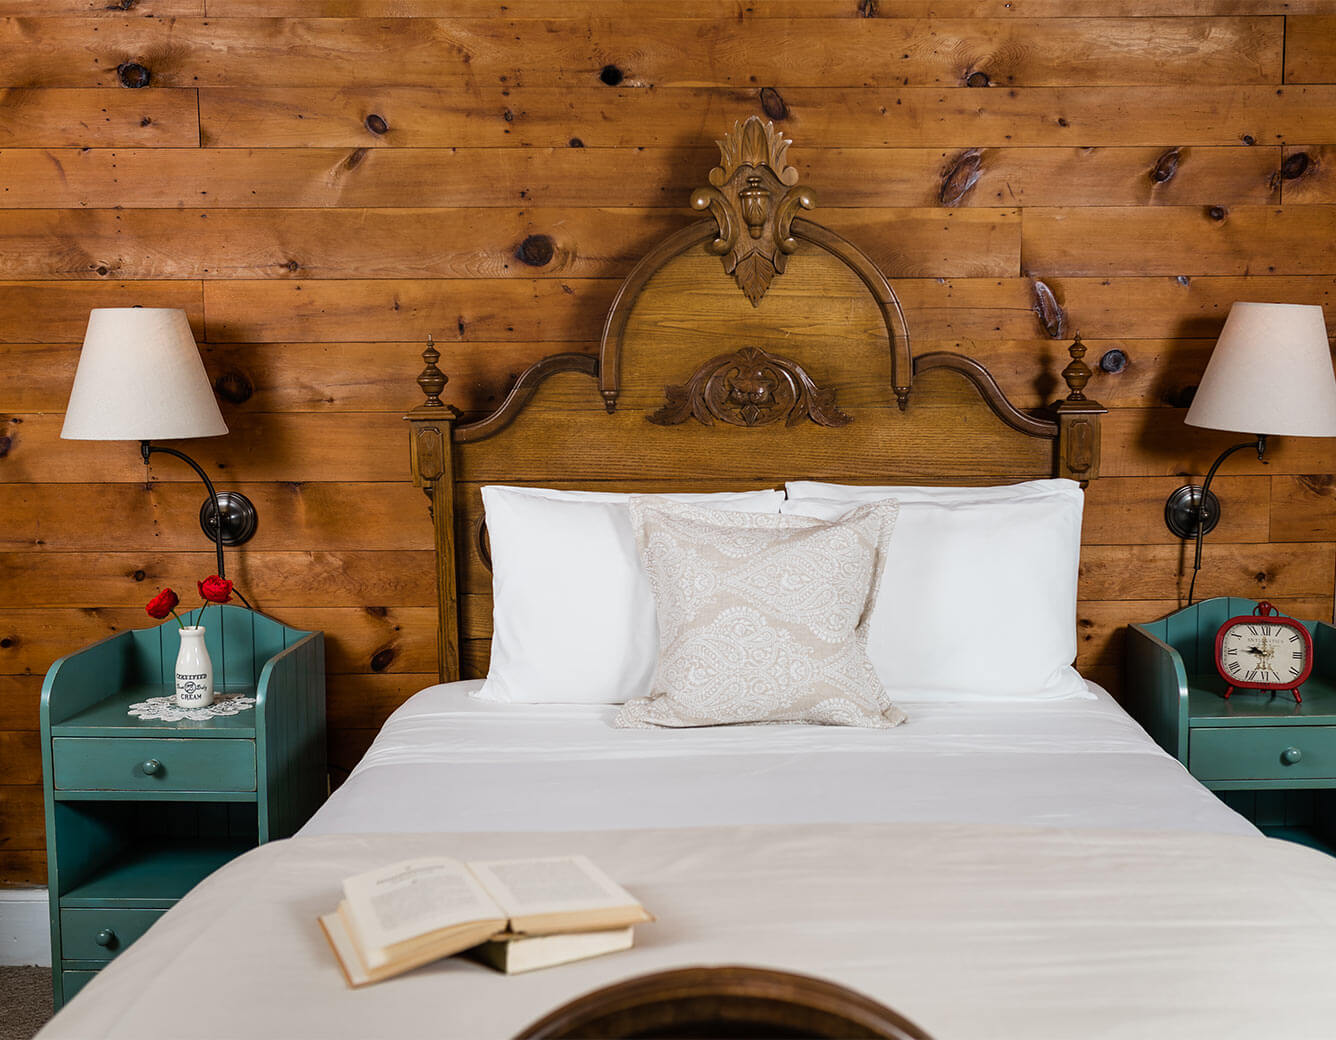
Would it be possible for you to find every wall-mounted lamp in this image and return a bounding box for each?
[60,308,257,579]
[1165,301,1336,604]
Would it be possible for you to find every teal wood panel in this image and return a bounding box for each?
[257,631,326,841]
[1190,726,1336,783]
[60,971,97,1002]
[1124,623,1188,762]
[52,737,257,793]
[59,908,165,961]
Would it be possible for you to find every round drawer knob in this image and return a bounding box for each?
[1282,747,1303,765]
[94,928,117,948]
[141,759,162,776]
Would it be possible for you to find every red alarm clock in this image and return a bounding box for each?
[1214,601,1314,703]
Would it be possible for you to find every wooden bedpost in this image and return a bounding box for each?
[1051,334,1105,485]
[405,337,462,684]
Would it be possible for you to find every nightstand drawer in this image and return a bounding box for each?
[52,737,257,792]
[1190,727,1336,782]
[60,908,165,962]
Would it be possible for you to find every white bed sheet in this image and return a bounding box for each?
[302,679,1254,837]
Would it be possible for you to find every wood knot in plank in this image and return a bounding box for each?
[965,71,990,87]
[340,147,368,172]
[857,0,879,14]
[1208,206,1227,221]
[599,64,624,86]
[0,435,10,459]
[568,138,584,148]
[760,87,788,120]
[214,371,253,405]
[132,569,146,582]
[1282,152,1312,180]
[940,148,983,206]
[117,62,150,88]
[364,113,389,136]
[1296,474,1336,497]
[1031,279,1065,339]
[1150,147,1181,184]
[1098,349,1127,374]
[515,234,555,267]
[370,647,396,672]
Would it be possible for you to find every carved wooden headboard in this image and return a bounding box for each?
[406,118,1105,684]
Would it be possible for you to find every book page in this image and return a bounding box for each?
[342,858,502,953]
[466,855,639,920]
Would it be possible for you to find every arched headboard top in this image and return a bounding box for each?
[404,119,1106,683]
[598,118,913,412]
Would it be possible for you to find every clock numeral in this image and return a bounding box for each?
[1225,647,1239,656]
[1289,666,1301,678]
[1247,625,1260,635]
[1227,661,1241,675]
[1246,670,1260,681]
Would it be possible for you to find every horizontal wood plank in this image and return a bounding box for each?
[0,849,45,886]
[1079,543,1336,601]
[1270,474,1336,542]
[1283,16,1336,85]
[0,732,40,785]
[0,483,433,552]
[0,785,43,850]
[199,85,1336,149]
[1279,145,1336,204]
[0,88,199,148]
[326,672,437,731]
[1022,206,1336,277]
[196,275,1336,344]
[199,1,1336,16]
[0,281,203,343]
[0,207,1019,280]
[0,675,39,731]
[0,146,1283,210]
[0,17,1281,89]
[0,551,434,608]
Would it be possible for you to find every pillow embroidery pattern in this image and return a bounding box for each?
[616,499,905,729]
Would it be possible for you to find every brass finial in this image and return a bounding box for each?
[417,334,447,408]
[1061,333,1092,401]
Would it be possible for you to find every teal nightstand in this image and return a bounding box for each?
[1126,596,1336,854]
[40,605,326,1009]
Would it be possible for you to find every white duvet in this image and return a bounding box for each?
[302,680,1253,837]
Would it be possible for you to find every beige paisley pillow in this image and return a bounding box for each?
[615,497,905,729]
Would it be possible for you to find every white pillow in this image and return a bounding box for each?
[786,478,1078,503]
[616,498,905,729]
[781,485,1091,702]
[475,486,785,704]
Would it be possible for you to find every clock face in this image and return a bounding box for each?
[1219,620,1309,687]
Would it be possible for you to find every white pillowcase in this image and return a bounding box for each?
[781,481,1090,702]
[475,486,785,704]
[785,478,1076,504]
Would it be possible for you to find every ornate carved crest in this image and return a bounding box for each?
[691,117,816,306]
[648,346,851,429]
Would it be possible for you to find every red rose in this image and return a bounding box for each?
[145,588,179,620]
[198,575,234,605]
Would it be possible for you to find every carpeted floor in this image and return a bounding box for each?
[0,967,52,1040]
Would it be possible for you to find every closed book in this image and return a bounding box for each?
[469,926,635,974]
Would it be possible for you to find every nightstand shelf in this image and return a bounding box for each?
[1126,596,1336,853]
[61,836,255,906]
[41,605,326,1010]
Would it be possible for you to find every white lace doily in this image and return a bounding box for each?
[126,693,257,722]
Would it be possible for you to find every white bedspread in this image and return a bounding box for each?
[41,823,1336,1040]
[302,680,1254,836]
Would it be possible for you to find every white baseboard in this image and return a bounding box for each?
[0,888,51,966]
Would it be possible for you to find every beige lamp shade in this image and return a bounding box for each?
[1185,301,1336,438]
[61,308,227,441]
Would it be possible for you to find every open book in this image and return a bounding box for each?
[319,855,652,987]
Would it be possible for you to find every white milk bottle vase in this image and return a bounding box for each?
[175,626,214,708]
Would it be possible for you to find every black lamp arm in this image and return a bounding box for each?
[139,441,252,608]
[1187,434,1267,605]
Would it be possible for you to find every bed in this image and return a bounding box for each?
[40,120,1336,1039]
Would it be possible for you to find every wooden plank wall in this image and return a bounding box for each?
[2,1,1336,886]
